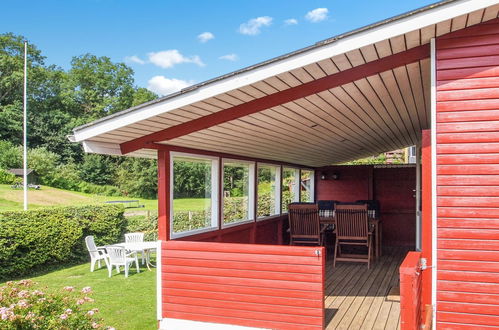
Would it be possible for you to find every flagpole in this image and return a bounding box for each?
[23,41,28,211]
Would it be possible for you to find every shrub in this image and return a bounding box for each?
[0,280,113,329]
[0,168,16,184]
[0,141,22,169]
[27,147,60,184]
[126,213,158,241]
[77,182,122,197]
[223,197,248,224]
[173,211,210,233]
[49,163,81,191]
[0,205,126,280]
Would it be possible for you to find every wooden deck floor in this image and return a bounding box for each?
[324,247,408,330]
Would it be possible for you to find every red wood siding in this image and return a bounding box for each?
[317,165,416,246]
[400,251,423,330]
[436,18,499,329]
[175,216,285,245]
[161,241,325,329]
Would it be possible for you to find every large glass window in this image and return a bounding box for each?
[300,169,315,202]
[171,155,218,236]
[282,167,300,213]
[257,164,281,218]
[223,160,255,225]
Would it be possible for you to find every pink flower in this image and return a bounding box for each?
[107,327,116,330]
[92,322,100,328]
[17,290,30,298]
[17,299,29,308]
[76,299,85,305]
[84,296,94,303]
[18,280,32,286]
[65,308,73,315]
[87,310,95,316]
[32,290,44,296]
[81,286,92,294]
[60,313,68,320]
[63,286,74,292]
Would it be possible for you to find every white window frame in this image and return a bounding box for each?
[256,163,281,220]
[282,167,300,213]
[221,158,255,228]
[169,152,220,239]
[300,169,315,203]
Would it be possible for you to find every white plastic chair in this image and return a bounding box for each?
[125,232,146,264]
[106,246,140,278]
[85,236,109,272]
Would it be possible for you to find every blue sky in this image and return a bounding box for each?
[1,0,437,96]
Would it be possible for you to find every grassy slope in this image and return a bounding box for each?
[0,184,207,212]
[28,263,156,330]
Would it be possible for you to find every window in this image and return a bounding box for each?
[171,154,218,236]
[281,167,300,213]
[257,164,281,218]
[300,169,314,202]
[222,160,255,225]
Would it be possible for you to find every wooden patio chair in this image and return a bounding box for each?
[288,203,325,246]
[333,204,374,269]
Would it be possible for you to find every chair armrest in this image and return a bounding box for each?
[126,251,137,258]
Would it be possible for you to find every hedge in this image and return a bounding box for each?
[0,205,127,280]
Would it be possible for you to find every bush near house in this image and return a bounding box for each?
[0,205,126,280]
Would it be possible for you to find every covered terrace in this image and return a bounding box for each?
[71,0,499,328]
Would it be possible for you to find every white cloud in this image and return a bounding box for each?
[148,50,205,69]
[239,16,273,35]
[147,75,194,96]
[284,18,298,26]
[305,8,329,23]
[219,53,238,61]
[124,55,145,65]
[197,32,215,43]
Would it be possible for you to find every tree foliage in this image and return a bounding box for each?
[0,32,160,199]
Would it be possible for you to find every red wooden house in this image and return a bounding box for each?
[71,0,499,328]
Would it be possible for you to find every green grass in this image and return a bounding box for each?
[173,198,209,211]
[26,262,156,330]
[0,184,209,213]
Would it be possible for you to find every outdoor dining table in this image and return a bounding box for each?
[105,241,158,271]
[320,214,382,257]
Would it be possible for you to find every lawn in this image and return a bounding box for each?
[0,184,208,213]
[25,262,157,330]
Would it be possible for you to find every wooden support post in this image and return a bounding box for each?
[157,149,171,241]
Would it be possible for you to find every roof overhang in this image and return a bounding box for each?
[71,0,499,166]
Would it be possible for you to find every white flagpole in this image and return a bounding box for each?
[23,41,28,211]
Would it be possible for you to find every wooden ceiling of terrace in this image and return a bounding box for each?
[86,6,499,166]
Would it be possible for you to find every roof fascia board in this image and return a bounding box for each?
[73,0,495,143]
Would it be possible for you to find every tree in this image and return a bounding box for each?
[66,54,136,118]
[0,33,47,144]
[132,87,157,107]
[79,154,115,185]
[115,158,158,199]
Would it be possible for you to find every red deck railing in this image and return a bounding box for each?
[399,251,423,330]
[160,241,325,329]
